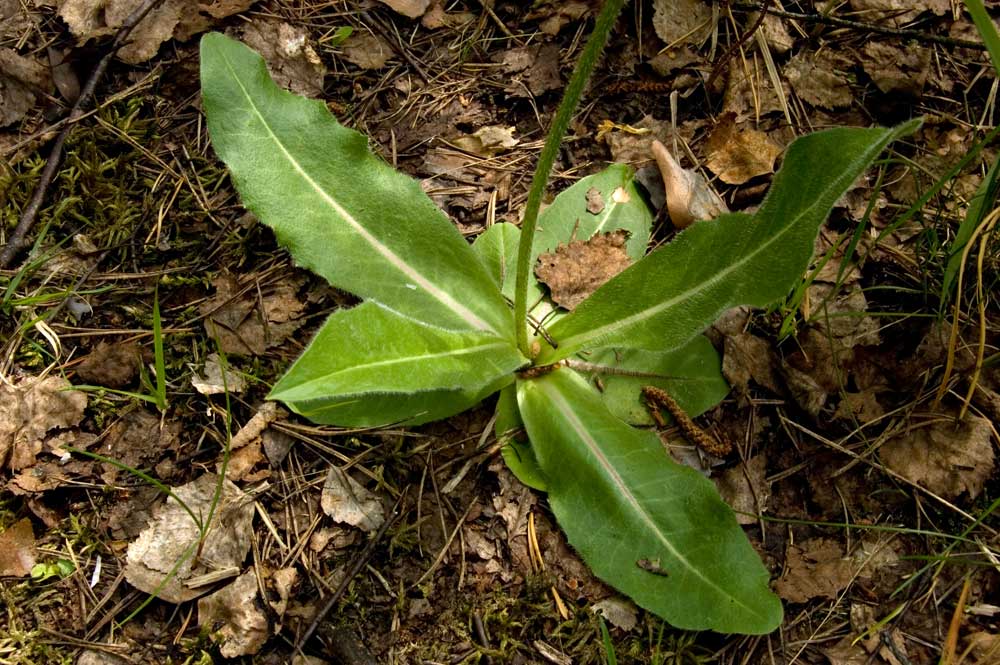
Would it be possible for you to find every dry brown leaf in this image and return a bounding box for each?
[652,0,713,47]
[591,597,639,632]
[784,51,852,110]
[201,274,306,357]
[60,0,255,63]
[652,140,728,228]
[0,375,87,471]
[191,353,247,396]
[502,44,562,97]
[74,340,144,389]
[715,454,768,524]
[880,414,995,500]
[705,115,782,185]
[451,125,518,155]
[223,440,267,482]
[321,467,385,532]
[0,518,36,577]
[198,570,269,657]
[528,1,590,36]
[0,48,52,127]
[861,42,931,96]
[378,0,431,18]
[99,410,181,485]
[125,474,255,603]
[723,62,784,120]
[342,31,393,70]
[723,332,783,395]
[241,21,326,97]
[774,537,854,603]
[535,230,632,311]
[268,566,298,619]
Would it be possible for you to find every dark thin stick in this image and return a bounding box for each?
[0,0,163,269]
[707,0,774,90]
[296,492,405,653]
[730,3,988,51]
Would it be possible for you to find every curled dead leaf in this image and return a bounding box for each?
[651,140,728,229]
[0,518,36,577]
[321,467,385,532]
[198,570,269,657]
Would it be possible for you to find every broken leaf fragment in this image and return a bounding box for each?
[321,467,385,532]
[535,230,632,311]
[652,140,728,228]
[198,570,269,657]
[125,474,255,603]
[0,518,36,577]
[1,375,87,471]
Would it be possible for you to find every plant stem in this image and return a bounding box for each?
[513,0,628,357]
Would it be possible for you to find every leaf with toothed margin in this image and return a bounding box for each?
[200,32,511,336]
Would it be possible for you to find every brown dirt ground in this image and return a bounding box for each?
[3,1,1000,664]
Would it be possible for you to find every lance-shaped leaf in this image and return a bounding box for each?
[270,303,526,426]
[200,33,510,336]
[539,121,921,363]
[495,384,547,491]
[517,369,782,634]
[577,335,729,425]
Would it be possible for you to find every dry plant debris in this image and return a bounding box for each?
[705,113,783,185]
[0,49,52,127]
[0,517,36,577]
[652,139,728,228]
[191,352,247,395]
[73,340,144,388]
[241,20,326,97]
[59,0,255,64]
[378,0,431,19]
[201,274,307,357]
[880,413,995,500]
[198,570,269,657]
[125,474,255,603]
[535,229,632,311]
[652,0,713,47]
[0,375,87,471]
[341,30,394,71]
[320,466,385,532]
[774,537,855,603]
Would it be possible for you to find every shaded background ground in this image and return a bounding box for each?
[2,0,1000,663]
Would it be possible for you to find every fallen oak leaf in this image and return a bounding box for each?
[651,140,728,229]
[0,518,36,577]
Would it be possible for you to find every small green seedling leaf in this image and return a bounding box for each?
[200,33,511,336]
[517,369,783,634]
[271,302,526,426]
[579,335,729,425]
[540,121,922,362]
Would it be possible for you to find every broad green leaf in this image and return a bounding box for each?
[282,376,514,428]
[270,303,526,426]
[539,121,921,363]
[533,164,652,262]
[200,33,510,336]
[502,165,654,324]
[472,222,521,289]
[517,369,782,634]
[579,335,729,425]
[495,384,547,491]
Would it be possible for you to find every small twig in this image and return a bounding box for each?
[296,492,405,653]
[729,3,988,51]
[0,0,163,269]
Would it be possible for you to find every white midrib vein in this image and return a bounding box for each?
[553,136,890,355]
[221,53,498,336]
[278,341,515,396]
[542,376,766,617]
